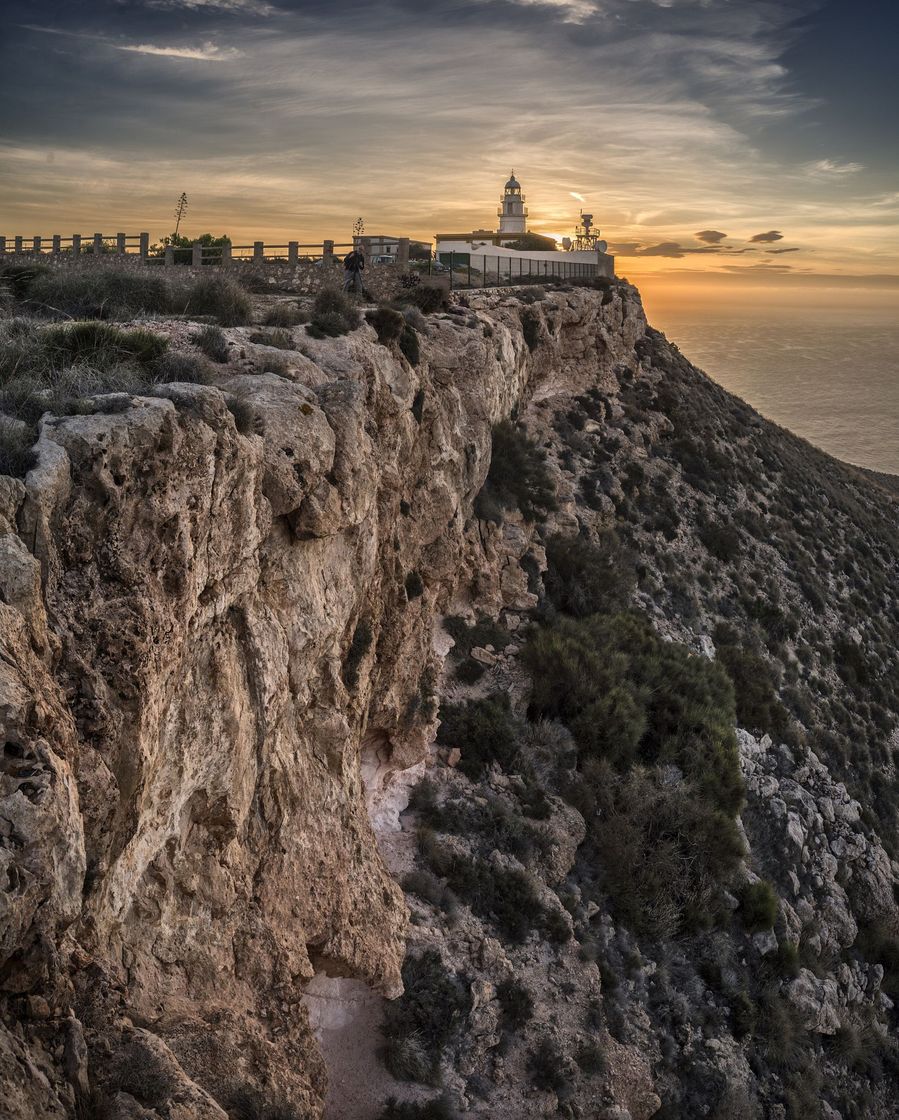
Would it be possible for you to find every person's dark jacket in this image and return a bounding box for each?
[344,250,365,272]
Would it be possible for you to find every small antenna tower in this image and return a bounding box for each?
[174,192,189,238]
[573,210,600,251]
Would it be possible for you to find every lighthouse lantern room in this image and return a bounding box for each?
[497,172,528,236]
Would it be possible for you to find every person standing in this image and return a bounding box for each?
[343,245,367,295]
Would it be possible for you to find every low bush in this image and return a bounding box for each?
[380,950,472,1086]
[527,1038,569,1094]
[42,321,168,368]
[738,880,779,932]
[544,531,636,617]
[149,351,216,384]
[435,695,520,779]
[193,324,231,363]
[249,328,296,351]
[378,1095,456,1120]
[226,396,257,435]
[575,1040,606,1075]
[400,325,421,366]
[0,417,37,478]
[26,268,173,319]
[520,308,542,352]
[261,302,309,328]
[307,289,362,339]
[474,420,557,524]
[0,262,51,300]
[444,615,511,660]
[716,643,790,739]
[181,273,253,326]
[398,286,448,314]
[367,307,406,345]
[420,841,564,944]
[497,977,534,1030]
[592,766,745,937]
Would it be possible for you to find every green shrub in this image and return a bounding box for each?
[738,880,779,932]
[0,262,51,300]
[149,350,215,384]
[544,531,636,617]
[403,868,446,906]
[181,273,253,326]
[380,950,472,1085]
[716,644,790,738]
[592,766,745,937]
[307,289,362,338]
[249,328,296,351]
[699,521,741,562]
[378,1095,456,1120]
[525,612,743,813]
[262,303,308,327]
[193,324,231,363]
[42,321,168,369]
[527,1038,569,1094]
[400,325,421,366]
[475,420,557,524]
[399,286,448,315]
[497,977,534,1030]
[444,615,511,660]
[0,417,37,478]
[575,1040,605,1075]
[435,695,520,779]
[366,307,405,345]
[226,396,256,435]
[26,268,173,319]
[520,308,542,352]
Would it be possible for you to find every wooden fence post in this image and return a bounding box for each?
[14,236,23,254]
[396,237,410,267]
[164,246,174,268]
[116,233,126,254]
[287,241,298,265]
[0,236,5,256]
[33,236,42,254]
[72,235,81,257]
[322,240,334,264]
[221,241,232,266]
[52,235,61,256]
[139,233,150,260]
[93,233,103,255]
[192,241,203,267]
[253,241,264,262]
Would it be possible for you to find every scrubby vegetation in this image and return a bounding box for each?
[474,420,557,523]
[380,950,472,1086]
[0,263,254,325]
[306,289,362,339]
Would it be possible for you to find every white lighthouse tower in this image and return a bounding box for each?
[497,172,528,236]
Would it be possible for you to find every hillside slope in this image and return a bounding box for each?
[0,276,897,1120]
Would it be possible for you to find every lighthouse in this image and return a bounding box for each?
[497,172,528,236]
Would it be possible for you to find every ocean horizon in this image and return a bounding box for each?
[643,292,899,476]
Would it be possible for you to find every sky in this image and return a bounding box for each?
[1,0,898,302]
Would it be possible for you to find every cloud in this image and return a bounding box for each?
[749,230,784,242]
[695,229,727,243]
[570,191,586,203]
[807,158,864,176]
[613,240,726,258]
[140,0,274,10]
[768,246,800,254]
[118,41,241,60]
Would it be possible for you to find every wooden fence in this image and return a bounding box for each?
[0,234,414,267]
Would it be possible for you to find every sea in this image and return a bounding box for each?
[641,291,899,477]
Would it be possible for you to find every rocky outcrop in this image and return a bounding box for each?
[0,286,646,1118]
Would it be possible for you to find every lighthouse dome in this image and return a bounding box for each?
[504,173,521,191]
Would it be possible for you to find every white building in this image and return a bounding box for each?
[435,172,615,279]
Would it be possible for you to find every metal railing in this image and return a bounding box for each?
[428,252,599,290]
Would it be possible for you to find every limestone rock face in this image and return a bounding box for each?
[0,287,646,1117]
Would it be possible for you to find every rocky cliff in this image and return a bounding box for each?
[1,279,898,1120]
